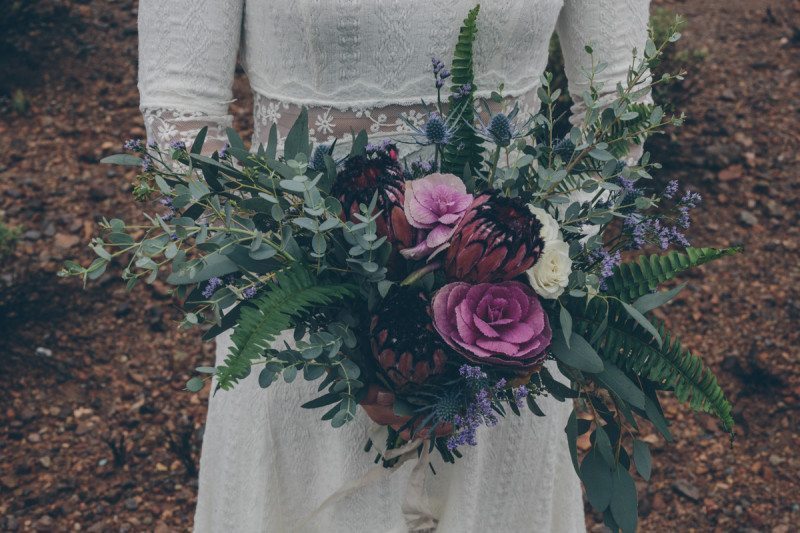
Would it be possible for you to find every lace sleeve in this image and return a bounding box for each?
[556,0,653,162]
[137,0,244,151]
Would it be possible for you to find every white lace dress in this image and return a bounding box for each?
[138,1,651,531]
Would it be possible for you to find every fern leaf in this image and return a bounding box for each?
[441,5,484,176]
[606,246,742,300]
[215,268,356,390]
[605,102,654,158]
[571,300,734,433]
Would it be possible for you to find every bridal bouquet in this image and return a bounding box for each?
[64,7,737,532]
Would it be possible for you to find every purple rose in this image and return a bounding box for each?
[431,281,552,369]
[400,173,473,260]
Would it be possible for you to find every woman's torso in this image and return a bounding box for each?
[242,0,565,147]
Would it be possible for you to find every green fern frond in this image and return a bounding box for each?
[571,299,734,433]
[441,5,484,176]
[215,267,357,390]
[606,246,742,300]
[603,102,655,158]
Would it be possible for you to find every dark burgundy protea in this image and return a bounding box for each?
[370,287,449,389]
[331,142,413,250]
[444,193,545,283]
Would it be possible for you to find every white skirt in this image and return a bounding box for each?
[193,328,585,532]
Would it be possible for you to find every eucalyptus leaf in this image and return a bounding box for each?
[303,364,326,381]
[633,282,687,314]
[100,154,142,166]
[580,451,613,512]
[644,395,673,442]
[565,410,579,474]
[283,365,298,383]
[266,123,278,159]
[633,439,652,480]
[186,377,204,392]
[621,301,663,347]
[610,468,638,533]
[559,306,572,347]
[284,107,309,160]
[190,126,208,154]
[258,368,277,388]
[594,426,615,467]
[550,332,604,373]
[301,392,340,409]
[595,362,646,410]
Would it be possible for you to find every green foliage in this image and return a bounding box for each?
[650,8,687,51]
[10,89,28,114]
[604,102,655,158]
[572,298,734,433]
[605,247,742,301]
[0,216,20,261]
[215,267,357,390]
[441,4,484,176]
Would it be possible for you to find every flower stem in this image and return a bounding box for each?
[487,145,501,188]
[400,261,442,286]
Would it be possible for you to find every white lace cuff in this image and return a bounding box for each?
[142,108,232,154]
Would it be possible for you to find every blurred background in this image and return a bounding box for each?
[0,0,798,531]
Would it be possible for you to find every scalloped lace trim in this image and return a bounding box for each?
[143,108,232,149]
[252,89,540,148]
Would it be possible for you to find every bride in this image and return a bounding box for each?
[138,1,651,531]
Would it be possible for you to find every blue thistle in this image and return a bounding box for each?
[487,113,513,146]
[434,391,462,422]
[310,143,332,171]
[424,113,450,145]
[401,110,460,148]
[553,137,575,158]
[473,102,532,147]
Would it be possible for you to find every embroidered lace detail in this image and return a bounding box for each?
[142,108,232,152]
[252,90,541,149]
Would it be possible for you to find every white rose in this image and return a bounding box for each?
[528,206,561,245]
[527,240,572,299]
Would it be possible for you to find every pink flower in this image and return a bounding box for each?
[431,281,552,369]
[400,173,473,260]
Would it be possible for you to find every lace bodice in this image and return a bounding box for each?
[138,0,651,150]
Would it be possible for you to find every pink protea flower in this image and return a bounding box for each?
[431,281,551,369]
[443,193,545,283]
[331,142,413,251]
[400,173,473,260]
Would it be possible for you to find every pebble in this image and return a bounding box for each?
[3,516,19,531]
[705,143,742,169]
[124,498,138,511]
[34,515,54,532]
[768,454,785,466]
[23,230,42,240]
[672,479,701,502]
[27,432,41,443]
[54,233,81,249]
[0,475,19,489]
[39,456,52,468]
[718,164,743,182]
[35,347,53,357]
[765,199,784,218]
[738,211,759,227]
